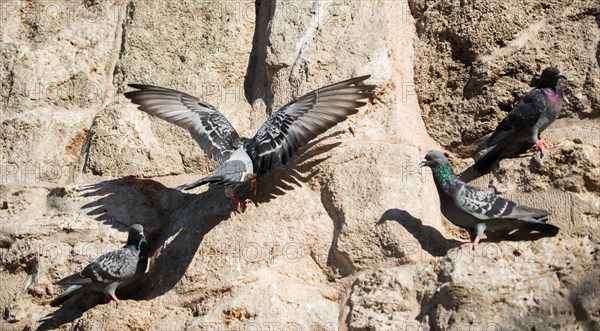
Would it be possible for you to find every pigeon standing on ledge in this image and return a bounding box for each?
[50,224,148,306]
[421,151,559,247]
[125,76,374,211]
[474,67,565,172]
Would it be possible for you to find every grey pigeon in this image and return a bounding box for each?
[474,67,565,172]
[50,224,147,306]
[422,151,559,247]
[125,76,374,210]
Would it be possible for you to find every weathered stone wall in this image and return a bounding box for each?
[1,1,598,330]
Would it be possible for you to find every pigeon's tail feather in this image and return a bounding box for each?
[56,273,94,286]
[473,145,502,172]
[517,217,559,236]
[510,205,549,219]
[176,175,224,191]
[50,285,81,307]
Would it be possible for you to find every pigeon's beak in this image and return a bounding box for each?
[557,73,566,79]
[419,160,427,168]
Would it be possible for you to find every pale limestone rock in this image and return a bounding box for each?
[0,0,598,330]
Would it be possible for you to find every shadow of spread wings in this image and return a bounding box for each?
[246,75,375,174]
[125,84,243,164]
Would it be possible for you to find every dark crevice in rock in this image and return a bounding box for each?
[596,15,600,68]
[1,44,18,114]
[319,183,357,279]
[343,276,362,330]
[81,1,134,176]
[462,65,492,100]
[80,114,102,176]
[416,264,456,330]
[113,0,136,93]
[244,0,274,115]
[445,35,477,67]
[406,0,426,33]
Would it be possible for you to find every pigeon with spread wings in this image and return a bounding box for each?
[125,76,374,210]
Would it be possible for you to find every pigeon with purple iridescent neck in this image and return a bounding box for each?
[50,224,148,306]
[422,151,559,247]
[474,67,565,172]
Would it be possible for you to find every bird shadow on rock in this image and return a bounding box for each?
[458,164,484,183]
[39,176,235,329]
[377,209,463,257]
[40,132,347,329]
[38,292,105,330]
[249,131,344,206]
[458,152,540,183]
[483,227,559,243]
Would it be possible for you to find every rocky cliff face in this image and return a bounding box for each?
[1,1,598,330]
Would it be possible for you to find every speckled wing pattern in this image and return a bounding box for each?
[125,84,243,164]
[57,247,139,285]
[453,185,518,220]
[453,184,549,221]
[246,75,374,174]
[487,89,548,147]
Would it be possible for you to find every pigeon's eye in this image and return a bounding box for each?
[430,155,436,160]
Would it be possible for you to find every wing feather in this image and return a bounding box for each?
[244,75,374,174]
[57,248,138,286]
[487,90,548,147]
[454,185,548,220]
[125,84,242,164]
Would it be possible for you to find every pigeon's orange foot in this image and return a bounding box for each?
[231,197,253,212]
[535,139,554,155]
[461,236,480,249]
[249,178,257,196]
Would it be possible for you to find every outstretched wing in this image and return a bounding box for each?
[125,84,243,164]
[453,185,548,221]
[246,75,374,174]
[487,89,548,147]
[57,248,138,285]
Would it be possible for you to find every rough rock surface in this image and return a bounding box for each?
[1,1,598,331]
[409,0,600,156]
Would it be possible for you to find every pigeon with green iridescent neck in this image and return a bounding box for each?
[422,151,559,247]
[474,67,566,172]
[50,224,148,306]
[125,76,374,211]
